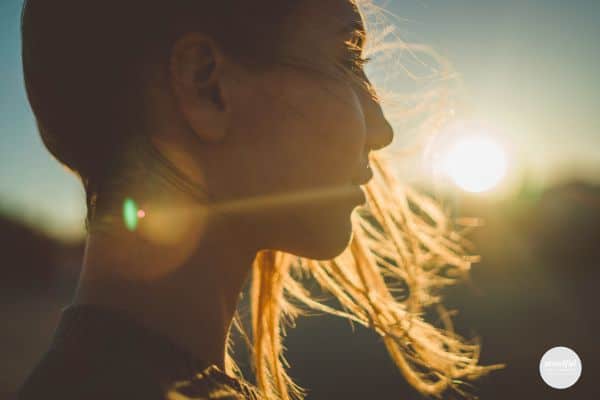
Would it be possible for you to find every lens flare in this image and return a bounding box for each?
[123,198,139,231]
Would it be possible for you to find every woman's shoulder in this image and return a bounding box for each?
[17,347,162,400]
[18,349,249,400]
[17,304,252,400]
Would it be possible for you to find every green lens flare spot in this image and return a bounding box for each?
[123,198,139,231]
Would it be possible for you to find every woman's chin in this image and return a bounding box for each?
[285,212,354,261]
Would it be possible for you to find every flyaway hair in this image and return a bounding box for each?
[20,0,504,398]
[169,1,504,400]
[168,2,504,399]
[167,150,505,400]
[233,152,504,400]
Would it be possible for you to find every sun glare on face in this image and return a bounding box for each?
[440,136,508,193]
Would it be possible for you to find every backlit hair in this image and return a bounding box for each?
[174,2,504,400]
[21,1,504,399]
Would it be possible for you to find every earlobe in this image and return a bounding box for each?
[169,33,229,143]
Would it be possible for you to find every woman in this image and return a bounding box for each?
[18,0,502,399]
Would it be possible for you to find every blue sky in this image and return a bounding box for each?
[1,0,599,240]
[0,0,86,240]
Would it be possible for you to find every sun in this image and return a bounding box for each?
[440,136,508,193]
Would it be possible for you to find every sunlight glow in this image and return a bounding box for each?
[441,136,508,193]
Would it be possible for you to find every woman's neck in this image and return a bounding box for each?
[73,205,258,371]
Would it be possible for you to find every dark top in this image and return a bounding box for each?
[17,303,250,400]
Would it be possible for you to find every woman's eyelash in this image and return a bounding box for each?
[354,55,371,67]
[342,49,371,71]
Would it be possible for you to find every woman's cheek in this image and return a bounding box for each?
[320,84,367,179]
[249,71,367,190]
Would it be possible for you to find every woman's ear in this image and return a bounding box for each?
[169,33,228,142]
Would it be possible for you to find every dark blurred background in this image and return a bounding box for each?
[2,180,599,399]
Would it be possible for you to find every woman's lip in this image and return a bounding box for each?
[353,185,367,205]
[352,168,373,186]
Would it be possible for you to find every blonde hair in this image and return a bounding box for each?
[170,1,505,399]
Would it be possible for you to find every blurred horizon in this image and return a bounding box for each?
[1,0,599,242]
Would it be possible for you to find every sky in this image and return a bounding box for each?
[1,0,599,241]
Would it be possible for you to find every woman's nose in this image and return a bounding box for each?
[364,92,394,151]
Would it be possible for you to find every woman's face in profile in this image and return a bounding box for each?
[169,0,393,259]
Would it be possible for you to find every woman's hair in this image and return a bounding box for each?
[21,0,294,225]
[21,1,504,399]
